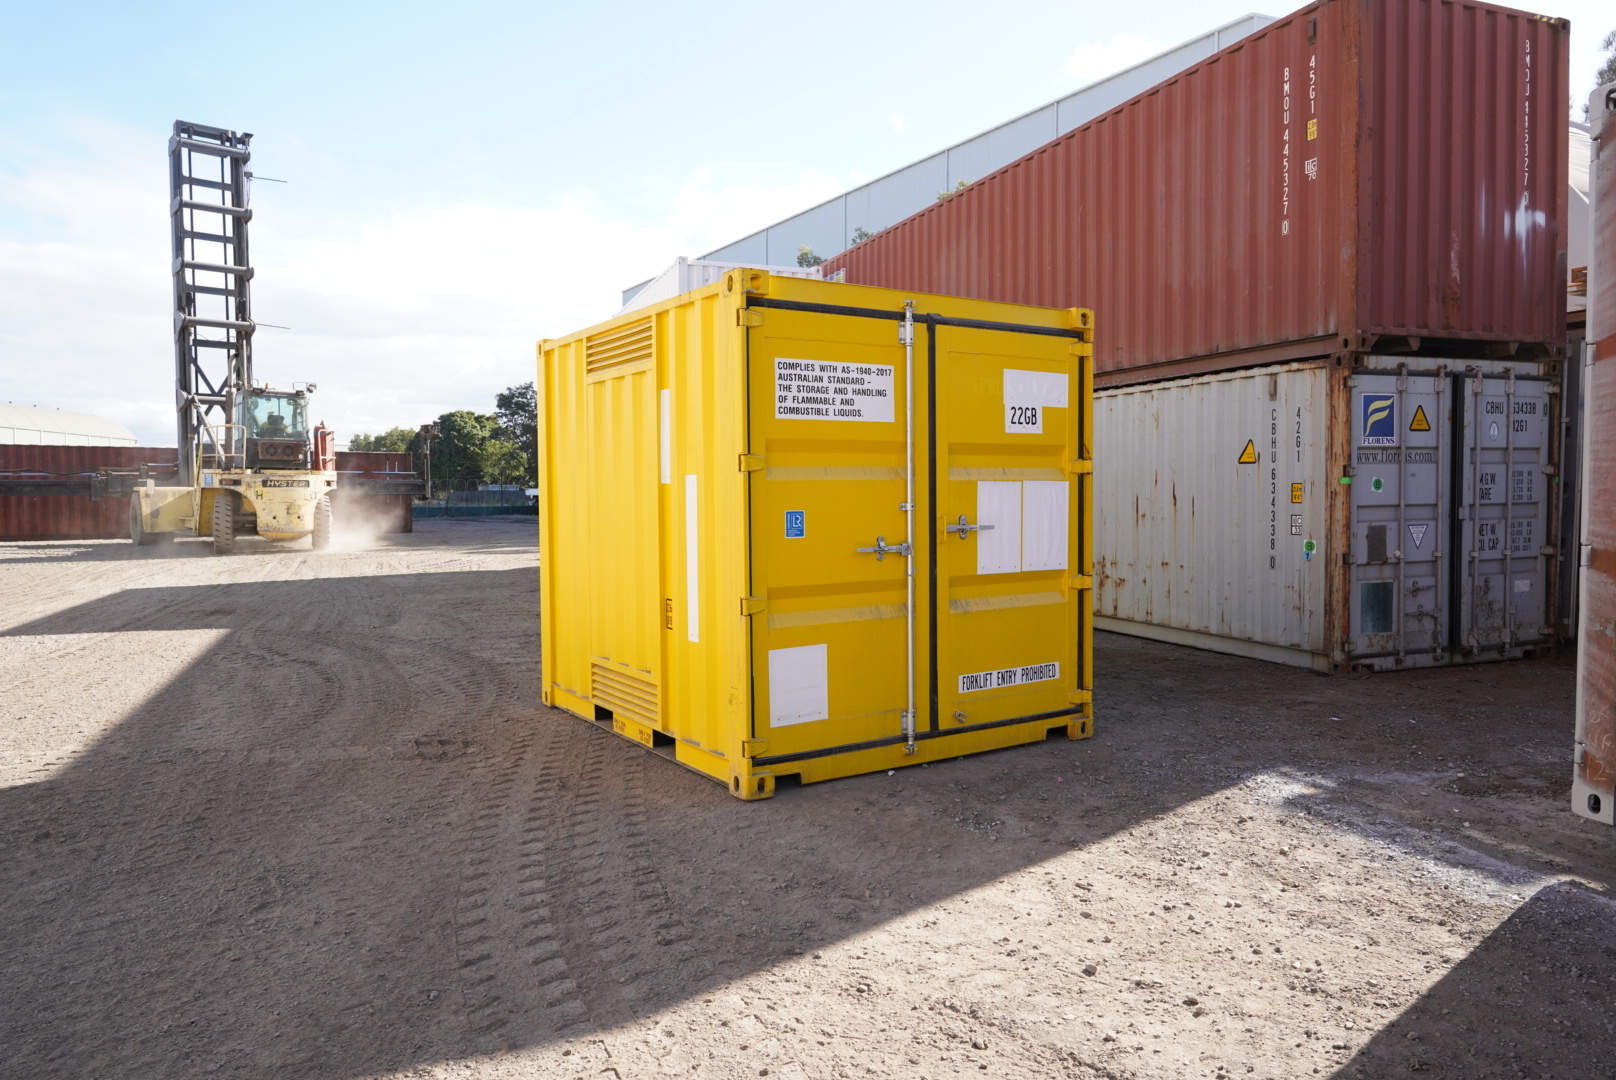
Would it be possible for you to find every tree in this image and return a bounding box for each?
[348,426,417,453]
[431,410,501,487]
[1599,29,1616,91]
[936,179,967,201]
[851,226,874,244]
[796,244,825,268]
[494,381,537,484]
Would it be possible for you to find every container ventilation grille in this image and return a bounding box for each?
[591,663,659,727]
[585,319,654,375]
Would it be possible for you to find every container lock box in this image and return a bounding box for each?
[538,272,1094,798]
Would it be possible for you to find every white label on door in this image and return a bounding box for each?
[1021,480,1069,571]
[769,643,829,726]
[976,481,1023,574]
[1004,369,1067,434]
[958,661,1060,694]
[775,358,894,422]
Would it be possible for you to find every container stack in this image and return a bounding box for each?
[824,0,1571,671]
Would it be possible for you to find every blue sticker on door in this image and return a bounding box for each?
[784,511,805,538]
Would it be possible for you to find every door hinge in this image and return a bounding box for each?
[740,596,766,616]
[1068,574,1093,591]
[1069,341,1093,358]
[738,454,764,472]
[1068,459,1094,475]
[737,308,764,327]
[742,738,768,757]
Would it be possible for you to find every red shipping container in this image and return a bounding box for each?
[825,0,1570,387]
[0,446,179,541]
[333,451,415,534]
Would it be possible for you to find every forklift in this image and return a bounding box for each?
[124,121,340,554]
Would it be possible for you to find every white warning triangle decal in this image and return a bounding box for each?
[1408,523,1429,549]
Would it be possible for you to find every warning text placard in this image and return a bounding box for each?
[775,358,894,422]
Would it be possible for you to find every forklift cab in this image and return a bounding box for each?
[240,390,311,469]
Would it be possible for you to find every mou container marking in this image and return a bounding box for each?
[539,272,1094,799]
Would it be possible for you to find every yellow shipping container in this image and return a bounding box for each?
[537,270,1093,799]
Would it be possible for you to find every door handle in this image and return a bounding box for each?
[953,515,995,540]
[856,535,912,561]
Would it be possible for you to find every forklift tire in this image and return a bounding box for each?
[212,491,239,555]
[311,496,332,550]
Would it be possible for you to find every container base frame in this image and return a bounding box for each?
[547,685,1093,800]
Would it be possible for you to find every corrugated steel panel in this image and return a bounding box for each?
[333,451,415,533]
[826,0,1570,383]
[0,445,179,541]
[334,450,413,476]
[691,13,1276,273]
[1573,81,1616,825]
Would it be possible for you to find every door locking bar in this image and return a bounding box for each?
[856,537,913,562]
[953,515,994,540]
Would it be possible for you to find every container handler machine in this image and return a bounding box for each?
[125,121,341,554]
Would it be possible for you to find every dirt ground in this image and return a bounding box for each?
[2,517,1613,1080]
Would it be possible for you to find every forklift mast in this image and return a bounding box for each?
[170,121,254,487]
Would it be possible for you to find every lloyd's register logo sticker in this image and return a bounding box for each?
[1361,394,1397,445]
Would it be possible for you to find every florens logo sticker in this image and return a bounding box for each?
[1361,394,1396,445]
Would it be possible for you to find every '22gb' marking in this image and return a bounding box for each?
[1007,405,1041,433]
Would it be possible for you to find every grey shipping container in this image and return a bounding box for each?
[1094,356,1559,671]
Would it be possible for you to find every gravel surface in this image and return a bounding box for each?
[1,518,1611,1080]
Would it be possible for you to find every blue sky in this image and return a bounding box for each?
[1,1,1611,446]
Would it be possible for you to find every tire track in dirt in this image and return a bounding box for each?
[447,718,692,1053]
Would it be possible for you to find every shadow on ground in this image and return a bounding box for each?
[0,541,1601,1079]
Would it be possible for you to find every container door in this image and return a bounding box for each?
[746,308,914,759]
[1454,372,1552,656]
[1348,370,1448,661]
[934,325,1083,732]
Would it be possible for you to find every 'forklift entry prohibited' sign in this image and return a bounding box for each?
[775,358,894,422]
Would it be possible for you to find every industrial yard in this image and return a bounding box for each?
[2,519,1608,1080]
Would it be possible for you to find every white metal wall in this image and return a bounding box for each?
[1093,362,1331,665]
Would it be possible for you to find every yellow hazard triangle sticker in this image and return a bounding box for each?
[1237,439,1258,464]
[1409,404,1431,431]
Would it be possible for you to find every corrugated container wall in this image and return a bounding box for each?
[824,0,1569,386]
[333,451,415,534]
[1573,82,1616,826]
[0,446,178,541]
[539,271,1094,798]
[1096,355,1559,672]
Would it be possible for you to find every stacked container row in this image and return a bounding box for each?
[821,0,1570,670]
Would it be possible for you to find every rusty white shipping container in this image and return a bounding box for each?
[1573,82,1616,826]
[1094,356,1559,671]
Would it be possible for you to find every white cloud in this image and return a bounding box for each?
[1063,34,1164,85]
[0,123,848,446]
